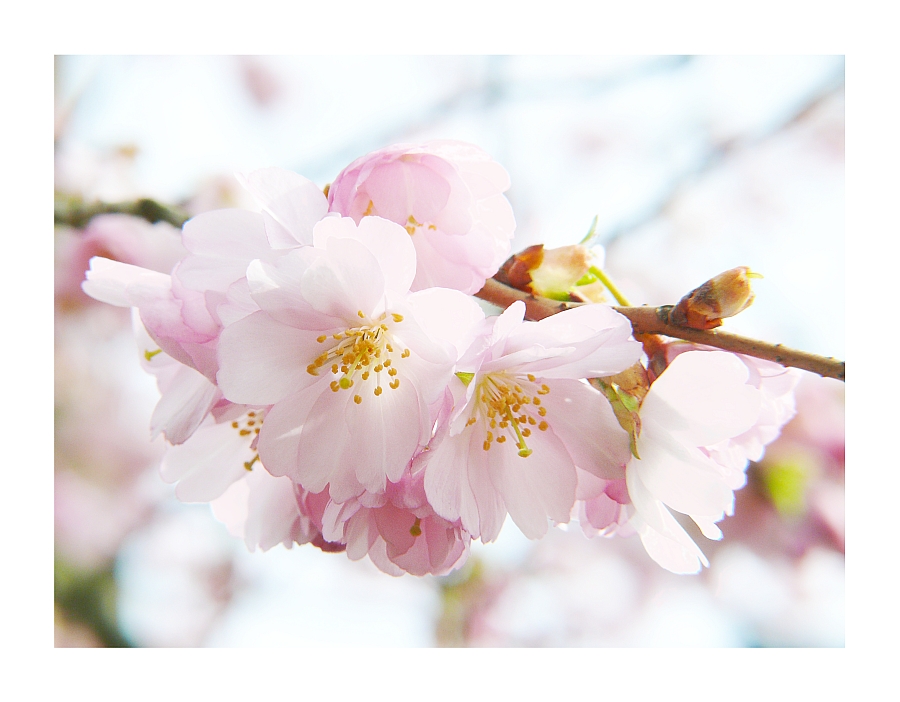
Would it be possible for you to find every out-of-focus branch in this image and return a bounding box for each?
[476,278,845,381]
[54,192,190,229]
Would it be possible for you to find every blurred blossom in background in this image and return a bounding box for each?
[54,55,844,647]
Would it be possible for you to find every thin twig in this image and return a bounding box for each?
[54,192,190,229]
[475,278,845,381]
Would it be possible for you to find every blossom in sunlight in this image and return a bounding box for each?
[216,214,485,502]
[422,300,642,542]
[327,140,516,294]
[622,350,799,574]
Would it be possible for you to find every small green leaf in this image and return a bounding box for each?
[455,372,475,386]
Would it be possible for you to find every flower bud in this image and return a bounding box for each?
[497,244,607,302]
[327,140,515,295]
[668,266,762,330]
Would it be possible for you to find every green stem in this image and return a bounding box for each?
[588,265,632,307]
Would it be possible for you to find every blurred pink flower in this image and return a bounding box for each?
[56,214,186,306]
[422,300,642,542]
[328,140,516,294]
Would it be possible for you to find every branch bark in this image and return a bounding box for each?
[54,192,190,229]
[475,277,845,381]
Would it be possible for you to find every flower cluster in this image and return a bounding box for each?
[83,141,799,576]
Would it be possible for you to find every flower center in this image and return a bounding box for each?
[305,311,410,404]
[361,200,438,237]
[467,373,551,458]
[403,214,438,237]
[230,410,264,470]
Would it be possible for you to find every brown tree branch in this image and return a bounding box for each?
[475,278,845,381]
[54,192,190,229]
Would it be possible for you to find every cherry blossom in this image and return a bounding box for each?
[422,300,642,542]
[624,350,770,574]
[216,214,485,501]
[316,471,472,577]
[327,140,516,294]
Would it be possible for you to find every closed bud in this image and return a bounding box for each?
[498,244,605,302]
[668,266,762,330]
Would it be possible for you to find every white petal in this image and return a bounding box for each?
[632,511,709,575]
[160,419,255,502]
[150,364,220,444]
[238,167,328,247]
[643,351,762,446]
[243,470,303,551]
[538,378,630,480]
[82,256,171,308]
[633,430,735,518]
[300,236,385,320]
[216,311,322,405]
[342,376,426,490]
[491,418,577,539]
[404,287,485,360]
[255,384,325,482]
[176,209,270,291]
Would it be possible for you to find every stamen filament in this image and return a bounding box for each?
[504,405,532,457]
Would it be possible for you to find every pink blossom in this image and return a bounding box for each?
[216,214,485,501]
[327,140,516,294]
[624,350,767,573]
[317,471,471,577]
[422,300,642,542]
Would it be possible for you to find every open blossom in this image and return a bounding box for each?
[81,169,331,443]
[624,350,782,574]
[216,214,485,502]
[422,300,642,542]
[327,140,516,295]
